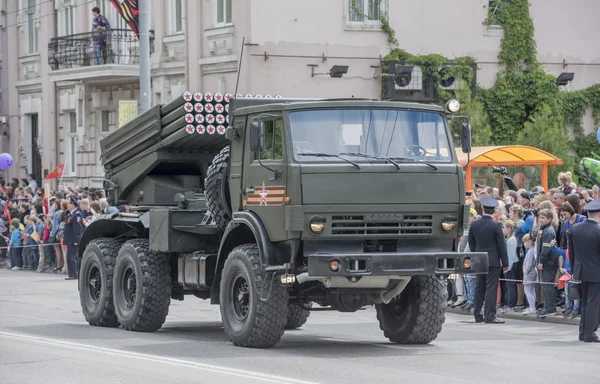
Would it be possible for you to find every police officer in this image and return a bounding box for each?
[468,197,509,324]
[64,195,84,281]
[569,199,600,342]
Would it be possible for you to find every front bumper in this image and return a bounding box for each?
[307,251,488,277]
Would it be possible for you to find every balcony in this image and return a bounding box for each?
[48,29,155,83]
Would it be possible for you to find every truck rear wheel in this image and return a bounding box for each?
[113,239,172,332]
[79,238,122,327]
[205,145,232,230]
[219,244,289,348]
[376,276,447,344]
[286,303,311,330]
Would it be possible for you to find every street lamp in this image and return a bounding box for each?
[556,72,574,86]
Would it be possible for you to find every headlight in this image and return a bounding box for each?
[309,217,326,234]
[446,99,460,113]
[441,217,457,232]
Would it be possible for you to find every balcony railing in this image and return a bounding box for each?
[48,29,155,71]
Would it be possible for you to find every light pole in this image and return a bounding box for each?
[139,0,151,113]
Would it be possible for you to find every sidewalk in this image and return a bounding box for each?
[447,305,580,326]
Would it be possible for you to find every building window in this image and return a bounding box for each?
[346,0,388,27]
[58,5,75,36]
[68,112,77,174]
[169,0,184,34]
[27,0,38,54]
[215,0,232,25]
[101,110,110,133]
[486,0,502,26]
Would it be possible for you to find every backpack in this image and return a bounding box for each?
[56,221,66,241]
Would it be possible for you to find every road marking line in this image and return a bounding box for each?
[0,331,320,384]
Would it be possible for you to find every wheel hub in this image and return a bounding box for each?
[231,275,250,322]
[123,266,137,310]
[88,265,101,303]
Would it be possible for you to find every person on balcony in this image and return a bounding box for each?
[92,7,111,65]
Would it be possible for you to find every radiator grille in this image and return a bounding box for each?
[331,215,433,235]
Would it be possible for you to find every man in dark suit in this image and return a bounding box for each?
[569,199,600,342]
[468,197,509,324]
[63,195,84,281]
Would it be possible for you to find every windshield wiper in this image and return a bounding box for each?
[297,153,361,169]
[389,157,438,171]
[339,152,400,170]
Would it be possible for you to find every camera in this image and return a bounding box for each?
[466,191,472,197]
[523,208,539,216]
[492,166,508,176]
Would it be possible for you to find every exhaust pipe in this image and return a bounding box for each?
[377,277,411,304]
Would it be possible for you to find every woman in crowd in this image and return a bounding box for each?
[503,219,519,311]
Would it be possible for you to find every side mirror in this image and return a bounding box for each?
[460,123,472,154]
[249,120,264,153]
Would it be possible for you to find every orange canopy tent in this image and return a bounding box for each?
[456,145,564,192]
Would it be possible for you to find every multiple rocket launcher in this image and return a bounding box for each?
[100,92,282,176]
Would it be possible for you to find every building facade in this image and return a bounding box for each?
[1,0,599,187]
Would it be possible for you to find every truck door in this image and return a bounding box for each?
[242,115,288,242]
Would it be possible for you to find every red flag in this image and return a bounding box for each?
[4,201,10,221]
[108,0,140,37]
[44,163,65,180]
[43,197,49,215]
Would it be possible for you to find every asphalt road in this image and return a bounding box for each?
[0,269,598,384]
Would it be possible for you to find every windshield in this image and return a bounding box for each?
[288,109,452,163]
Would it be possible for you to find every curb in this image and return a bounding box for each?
[447,305,580,326]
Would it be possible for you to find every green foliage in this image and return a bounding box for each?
[480,69,559,144]
[517,105,573,183]
[377,0,599,186]
[571,132,600,183]
[559,84,600,135]
[449,83,493,147]
[493,0,538,71]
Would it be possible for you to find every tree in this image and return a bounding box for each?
[448,84,493,147]
[517,104,573,185]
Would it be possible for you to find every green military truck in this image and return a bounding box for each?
[78,93,488,348]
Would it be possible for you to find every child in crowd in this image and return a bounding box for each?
[35,215,46,272]
[23,215,34,269]
[9,220,23,270]
[522,234,537,315]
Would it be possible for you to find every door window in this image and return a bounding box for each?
[257,119,283,161]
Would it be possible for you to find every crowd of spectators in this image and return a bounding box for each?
[449,171,597,319]
[0,174,128,274]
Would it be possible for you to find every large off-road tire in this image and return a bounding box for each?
[219,244,289,348]
[285,303,311,330]
[376,276,447,344]
[79,238,122,327]
[113,239,172,332]
[205,145,232,230]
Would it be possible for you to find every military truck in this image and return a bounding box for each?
[78,92,488,348]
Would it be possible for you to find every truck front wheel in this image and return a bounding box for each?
[113,239,172,332]
[376,276,447,344]
[220,244,289,348]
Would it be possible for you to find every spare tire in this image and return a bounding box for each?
[205,145,232,230]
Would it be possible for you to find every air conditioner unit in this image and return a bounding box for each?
[438,66,459,91]
[394,65,423,91]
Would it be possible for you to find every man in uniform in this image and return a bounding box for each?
[569,199,600,342]
[469,197,509,324]
[64,195,83,281]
